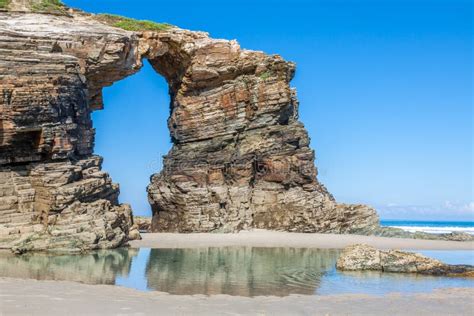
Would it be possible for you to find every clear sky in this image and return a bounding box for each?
[63,0,473,220]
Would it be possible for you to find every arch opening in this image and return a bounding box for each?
[94,61,171,217]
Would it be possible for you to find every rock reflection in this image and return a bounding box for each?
[0,248,139,284]
[145,247,340,296]
[0,247,341,296]
[1,247,472,297]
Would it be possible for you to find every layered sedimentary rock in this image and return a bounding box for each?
[134,216,152,233]
[336,244,474,276]
[143,27,378,233]
[0,1,379,251]
[0,156,135,253]
[0,8,142,251]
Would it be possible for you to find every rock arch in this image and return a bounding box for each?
[0,7,379,251]
[141,31,379,233]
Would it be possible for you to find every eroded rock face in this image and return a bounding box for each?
[142,31,379,233]
[0,156,137,253]
[134,216,152,233]
[0,10,142,251]
[337,244,474,276]
[0,3,379,251]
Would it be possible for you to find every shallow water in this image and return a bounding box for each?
[0,247,472,297]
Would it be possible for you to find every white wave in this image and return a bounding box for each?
[389,226,474,235]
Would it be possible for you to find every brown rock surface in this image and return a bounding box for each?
[0,7,143,251]
[337,244,474,276]
[142,25,380,233]
[134,216,152,233]
[0,1,379,251]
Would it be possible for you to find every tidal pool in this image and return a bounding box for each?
[0,247,472,297]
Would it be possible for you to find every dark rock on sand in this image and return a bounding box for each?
[336,244,474,277]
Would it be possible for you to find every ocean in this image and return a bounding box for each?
[381,220,474,235]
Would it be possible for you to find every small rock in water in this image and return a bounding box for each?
[336,244,474,277]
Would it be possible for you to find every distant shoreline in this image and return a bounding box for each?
[130,230,474,250]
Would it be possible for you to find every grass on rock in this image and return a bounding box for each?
[31,0,66,13]
[95,14,173,32]
[0,0,10,9]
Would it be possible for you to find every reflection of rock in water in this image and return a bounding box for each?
[145,247,340,296]
[0,248,138,284]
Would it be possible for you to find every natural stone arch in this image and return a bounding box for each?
[0,5,379,251]
[139,31,379,233]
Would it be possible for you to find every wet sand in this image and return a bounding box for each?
[0,278,472,315]
[130,230,474,250]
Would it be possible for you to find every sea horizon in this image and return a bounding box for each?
[381,219,474,235]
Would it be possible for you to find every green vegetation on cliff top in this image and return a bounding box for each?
[31,0,65,13]
[0,0,65,13]
[0,0,10,9]
[95,14,173,32]
[0,2,171,30]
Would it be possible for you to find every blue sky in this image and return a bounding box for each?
[64,0,473,220]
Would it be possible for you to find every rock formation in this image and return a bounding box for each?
[0,5,143,252]
[336,244,474,277]
[142,31,379,233]
[134,216,152,233]
[0,1,379,251]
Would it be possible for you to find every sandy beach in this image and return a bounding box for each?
[130,230,474,250]
[0,277,472,315]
